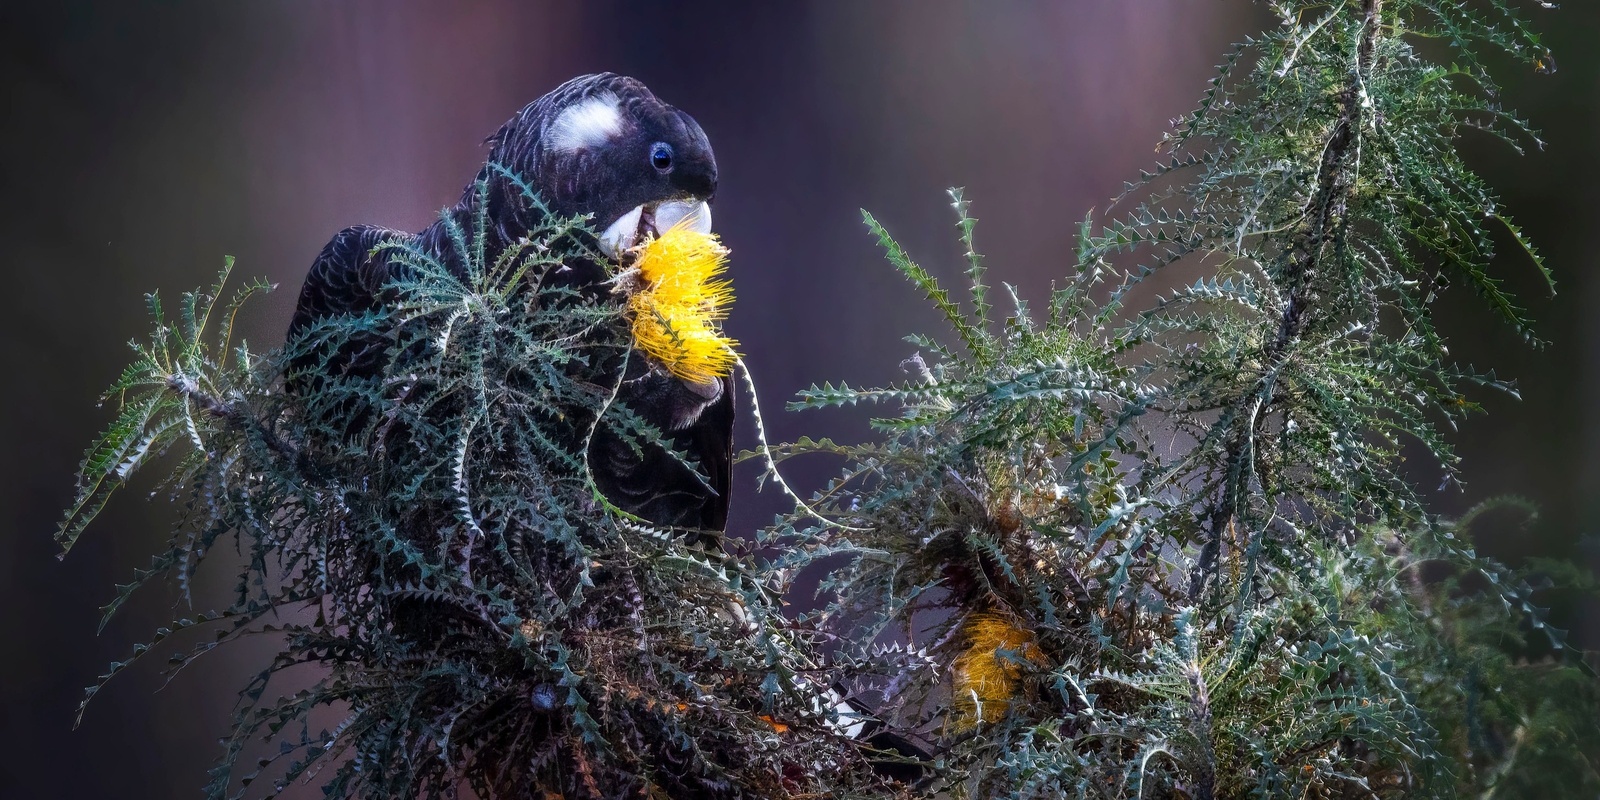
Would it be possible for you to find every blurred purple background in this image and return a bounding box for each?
[3,3,1595,797]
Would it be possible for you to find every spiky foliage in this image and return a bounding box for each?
[60,3,1600,799]
[765,2,1598,797]
[58,177,892,800]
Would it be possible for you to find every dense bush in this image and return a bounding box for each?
[60,2,1597,798]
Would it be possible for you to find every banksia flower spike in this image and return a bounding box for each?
[625,223,738,384]
[950,613,1045,730]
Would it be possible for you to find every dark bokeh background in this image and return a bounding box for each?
[2,3,1595,798]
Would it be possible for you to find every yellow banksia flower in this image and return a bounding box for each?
[626,224,738,384]
[951,614,1046,730]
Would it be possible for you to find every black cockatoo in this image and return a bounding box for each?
[286,73,732,539]
[286,74,930,787]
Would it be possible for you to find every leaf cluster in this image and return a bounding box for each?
[59,2,1600,799]
[762,2,1597,797]
[60,178,891,800]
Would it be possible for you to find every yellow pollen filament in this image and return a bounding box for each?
[627,224,738,383]
[951,614,1045,729]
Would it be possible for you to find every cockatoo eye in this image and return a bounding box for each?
[650,142,674,173]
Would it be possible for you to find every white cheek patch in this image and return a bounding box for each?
[546,92,625,153]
